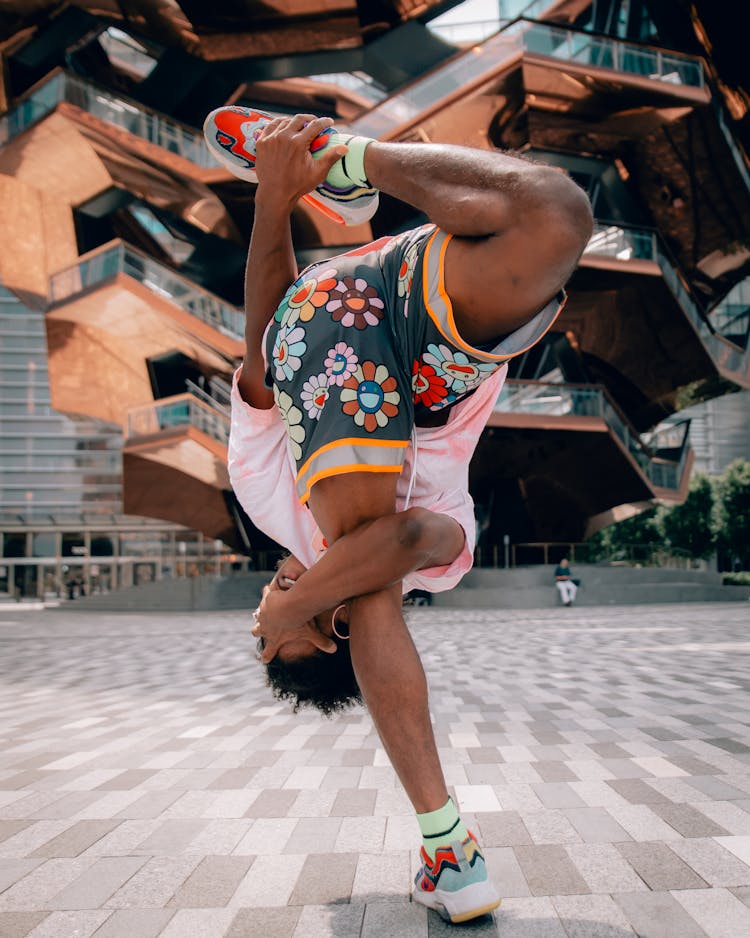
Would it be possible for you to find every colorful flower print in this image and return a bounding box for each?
[340,361,400,433]
[272,324,307,383]
[274,280,297,323]
[280,268,337,327]
[273,386,305,462]
[326,276,385,330]
[397,242,419,316]
[422,343,496,394]
[300,373,330,420]
[324,342,358,386]
[380,230,409,258]
[412,358,449,409]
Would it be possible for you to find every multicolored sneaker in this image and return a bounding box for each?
[412,832,501,923]
[202,105,379,226]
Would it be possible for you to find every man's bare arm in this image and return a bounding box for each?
[364,142,593,343]
[290,507,463,614]
[254,508,464,661]
[237,114,345,409]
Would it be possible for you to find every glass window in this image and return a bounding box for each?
[32,532,57,558]
[90,535,115,557]
[99,27,160,79]
[62,532,86,558]
[2,534,26,558]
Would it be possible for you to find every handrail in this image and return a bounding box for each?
[350,16,705,138]
[708,279,750,350]
[48,239,244,340]
[208,375,233,408]
[426,0,551,43]
[127,392,229,446]
[585,221,749,374]
[184,379,230,415]
[494,379,690,491]
[0,69,219,168]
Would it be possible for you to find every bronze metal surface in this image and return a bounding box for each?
[46,273,238,426]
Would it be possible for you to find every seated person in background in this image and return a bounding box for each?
[555,557,578,606]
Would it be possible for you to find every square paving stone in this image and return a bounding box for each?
[614,891,709,938]
[650,803,730,838]
[85,909,175,938]
[29,821,119,858]
[226,906,301,938]
[288,854,358,906]
[673,887,750,938]
[615,842,708,891]
[513,845,590,896]
[0,911,49,938]
[168,856,254,907]
[476,811,532,847]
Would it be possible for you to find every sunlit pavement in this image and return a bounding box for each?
[1,603,750,937]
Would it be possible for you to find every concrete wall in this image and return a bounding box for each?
[68,565,750,612]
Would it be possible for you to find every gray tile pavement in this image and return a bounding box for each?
[1,602,749,936]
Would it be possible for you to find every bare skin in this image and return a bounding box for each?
[255,507,464,663]
[241,115,593,813]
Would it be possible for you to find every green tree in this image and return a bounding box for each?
[716,459,750,570]
[603,506,661,563]
[660,473,715,560]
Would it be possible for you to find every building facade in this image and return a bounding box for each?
[0,0,748,594]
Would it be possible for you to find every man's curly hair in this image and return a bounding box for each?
[259,635,362,716]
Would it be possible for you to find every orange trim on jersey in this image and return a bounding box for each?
[295,436,409,483]
[299,463,403,505]
[421,229,448,334]
[422,228,567,362]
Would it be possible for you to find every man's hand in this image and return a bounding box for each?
[251,557,336,664]
[254,114,348,213]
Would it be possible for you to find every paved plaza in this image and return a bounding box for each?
[1,602,750,937]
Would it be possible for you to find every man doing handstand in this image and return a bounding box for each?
[204,107,592,923]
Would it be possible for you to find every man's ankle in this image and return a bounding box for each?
[313,132,374,190]
[417,796,469,861]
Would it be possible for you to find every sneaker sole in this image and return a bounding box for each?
[413,879,501,923]
[309,190,379,226]
[203,110,261,182]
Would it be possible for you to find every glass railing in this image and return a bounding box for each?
[427,0,551,43]
[126,392,230,447]
[185,378,230,415]
[0,70,218,168]
[48,241,244,340]
[522,22,703,86]
[585,223,655,261]
[645,420,690,454]
[642,420,691,490]
[709,280,750,350]
[208,375,233,409]
[585,222,749,375]
[494,379,689,490]
[653,244,746,376]
[711,99,750,195]
[350,17,704,137]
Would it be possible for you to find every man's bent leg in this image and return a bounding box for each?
[308,473,448,813]
[348,586,448,813]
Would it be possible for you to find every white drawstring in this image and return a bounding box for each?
[404,426,418,510]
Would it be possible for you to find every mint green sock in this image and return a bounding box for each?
[417,797,469,861]
[312,132,374,189]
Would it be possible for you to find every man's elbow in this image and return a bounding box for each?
[396,508,436,564]
[548,170,594,254]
